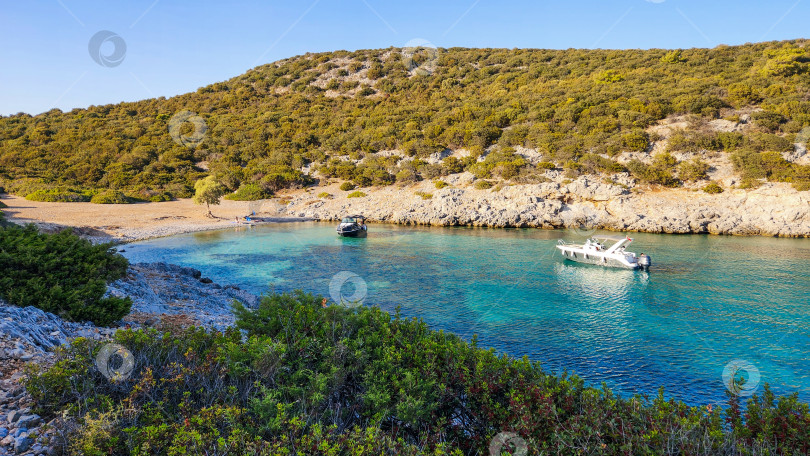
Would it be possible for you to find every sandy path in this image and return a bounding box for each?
[0,195,307,243]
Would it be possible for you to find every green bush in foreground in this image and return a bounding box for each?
[339,181,356,191]
[703,181,725,194]
[224,183,272,201]
[474,179,493,189]
[90,190,132,204]
[25,188,92,202]
[346,190,366,198]
[0,225,131,325]
[24,291,810,455]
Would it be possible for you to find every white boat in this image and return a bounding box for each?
[556,235,651,270]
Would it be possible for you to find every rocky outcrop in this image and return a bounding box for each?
[0,301,116,456]
[106,262,260,332]
[284,175,810,237]
[0,304,114,355]
[0,263,261,455]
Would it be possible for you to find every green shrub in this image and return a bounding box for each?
[164,183,194,199]
[357,86,375,97]
[474,180,493,189]
[90,190,132,204]
[347,190,366,198]
[24,291,810,455]
[441,156,465,174]
[537,161,556,170]
[579,154,625,174]
[415,191,432,200]
[661,49,686,64]
[339,182,356,191]
[26,189,91,203]
[627,152,680,187]
[731,150,798,183]
[469,148,528,180]
[0,225,130,325]
[317,192,333,198]
[224,183,272,201]
[751,111,786,132]
[793,180,810,191]
[434,180,448,189]
[148,192,174,202]
[395,167,420,183]
[703,181,724,194]
[621,131,650,152]
[677,159,711,182]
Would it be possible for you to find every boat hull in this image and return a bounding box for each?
[337,229,367,238]
[556,246,639,269]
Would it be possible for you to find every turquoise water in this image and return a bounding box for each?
[123,223,810,406]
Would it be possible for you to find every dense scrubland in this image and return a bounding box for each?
[22,291,810,455]
[1,41,810,203]
[0,225,130,326]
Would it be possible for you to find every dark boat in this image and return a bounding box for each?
[336,215,368,238]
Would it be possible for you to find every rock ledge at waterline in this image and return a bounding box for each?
[282,175,810,237]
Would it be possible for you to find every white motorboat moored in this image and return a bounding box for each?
[556,235,650,270]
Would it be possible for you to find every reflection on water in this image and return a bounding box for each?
[124,223,810,405]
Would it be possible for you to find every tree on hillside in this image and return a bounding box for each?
[193,176,227,218]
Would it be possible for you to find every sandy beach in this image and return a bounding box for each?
[0,195,307,243]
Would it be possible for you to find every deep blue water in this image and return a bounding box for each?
[122,223,810,406]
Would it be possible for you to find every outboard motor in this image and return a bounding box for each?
[638,254,651,270]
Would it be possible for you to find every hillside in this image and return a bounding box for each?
[1,41,810,205]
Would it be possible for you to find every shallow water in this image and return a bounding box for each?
[123,223,810,406]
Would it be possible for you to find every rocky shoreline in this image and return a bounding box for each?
[0,262,259,455]
[281,174,810,238]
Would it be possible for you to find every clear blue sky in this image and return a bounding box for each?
[1,0,806,116]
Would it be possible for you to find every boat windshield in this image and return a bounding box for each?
[341,217,359,223]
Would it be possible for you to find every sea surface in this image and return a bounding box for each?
[123,222,810,406]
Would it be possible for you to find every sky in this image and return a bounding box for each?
[0,0,807,116]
